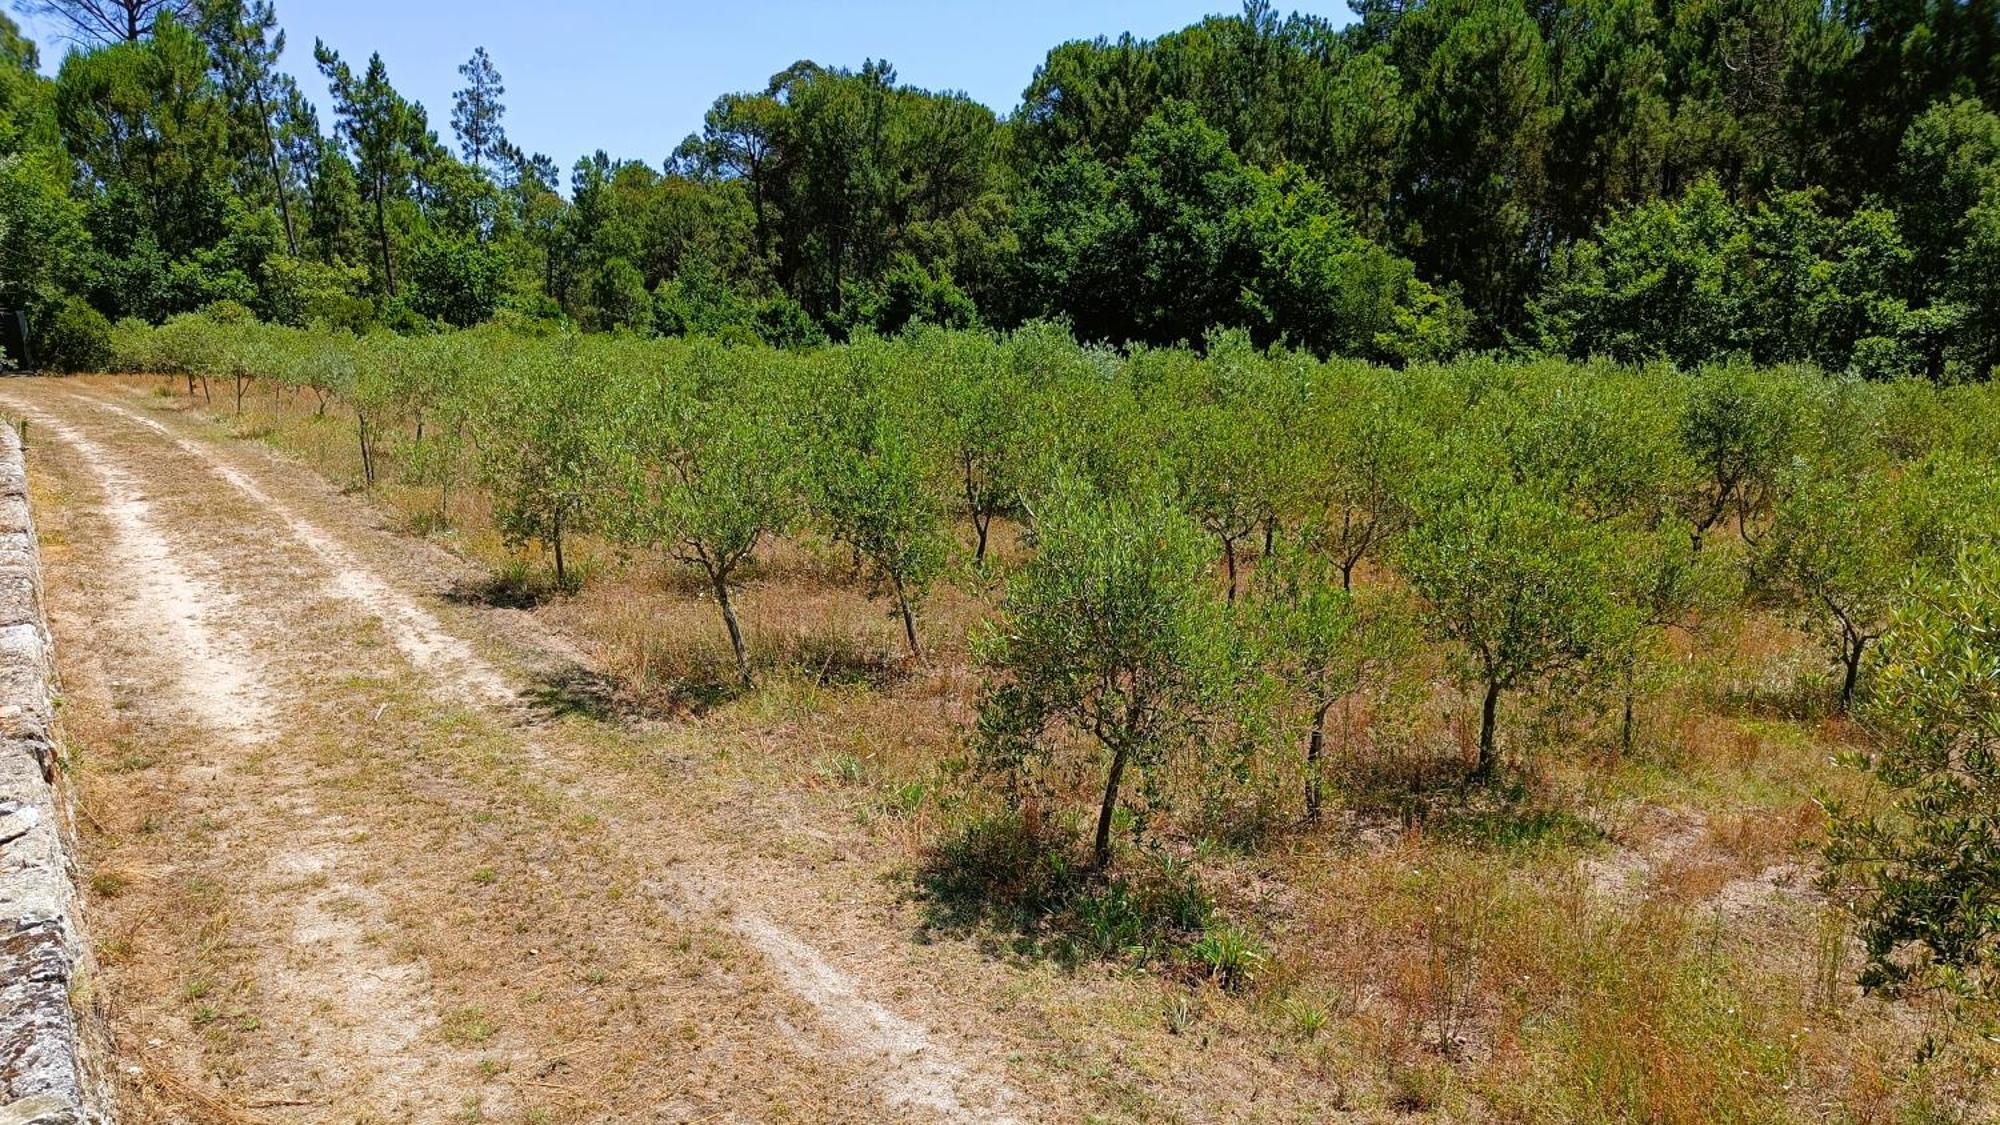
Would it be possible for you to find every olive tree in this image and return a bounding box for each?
[1304,370,1419,590]
[801,344,951,658]
[477,338,607,590]
[1761,470,1913,709]
[395,330,488,527]
[1252,538,1415,820]
[1824,543,2000,993]
[1766,451,2000,709]
[606,343,798,688]
[1145,341,1291,602]
[1602,517,1732,751]
[976,475,1230,869]
[911,326,1027,565]
[1677,364,1803,549]
[1399,473,1622,780]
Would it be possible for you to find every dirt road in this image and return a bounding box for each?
[8,379,1040,1123]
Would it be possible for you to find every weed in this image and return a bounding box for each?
[921,812,1222,970]
[1284,998,1329,1040]
[441,1006,498,1047]
[1432,803,1604,852]
[1191,921,1267,991]
[817,751,868,785]
[889,780,928,814]
[1071,882,1145,958]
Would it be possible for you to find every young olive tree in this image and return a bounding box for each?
[1494,360,1688,526]
[1305,372,1419,590]
[1824,544,2000,994]
[1602,517,1732,752]
[477,338,607,590]
[803,346,951,658]
[606,343,798,688]
[1253,542,1354,821]
[1399,474,1621,780]
[977,475,1230,869]
[1145,341,1289,602]
[1251,539,1415,820]
[350,332,409,488]
[1761,470,1914,709]
[910,327,1027,566]
[1677,364,1802,549]
[1765,451,2000,710]
[395,330,486,528]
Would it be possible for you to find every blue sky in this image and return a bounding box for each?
[13,1,1353,170]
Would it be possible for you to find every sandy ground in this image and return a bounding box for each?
[7,380,1043,1123]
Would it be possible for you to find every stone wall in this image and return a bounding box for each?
[0,422,99,1125]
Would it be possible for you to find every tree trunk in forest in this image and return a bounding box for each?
[374,184,397,295]
[253,81,299,256]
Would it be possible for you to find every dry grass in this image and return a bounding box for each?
[37,372,2000,1123]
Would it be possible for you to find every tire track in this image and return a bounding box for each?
[82,398,515,705]
[9,397,490,1120]
[13,407,272,744]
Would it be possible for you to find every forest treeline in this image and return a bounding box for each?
[5,0,2000,376]
[108,311,2000,992]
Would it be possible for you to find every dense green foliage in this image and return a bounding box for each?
[1826,543,2000,995]
[7,0,2000,371]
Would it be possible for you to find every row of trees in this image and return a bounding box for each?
[8,0,2000,376]
[110,315,2000,904]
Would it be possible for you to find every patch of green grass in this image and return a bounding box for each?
[1431,804,1605,853]
[1189,921,1267,991]
[441,1006,498,1047]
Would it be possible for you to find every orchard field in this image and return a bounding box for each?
[20,311,1996,1122]
[8,0,2000,1117]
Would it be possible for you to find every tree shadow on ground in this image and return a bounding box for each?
[519,663,729,724]
[445,572,560,610]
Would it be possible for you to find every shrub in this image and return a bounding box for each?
[920,808,1082,930]
[32,295,112,372]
